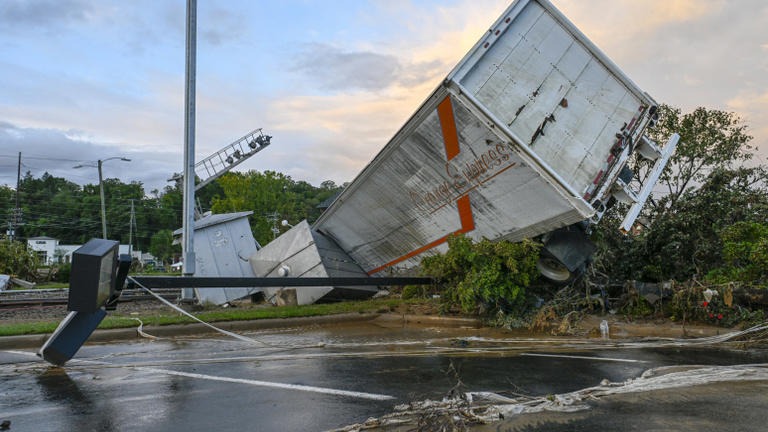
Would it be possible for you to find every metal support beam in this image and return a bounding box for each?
[131,276,434,289]
[620,133,679,233]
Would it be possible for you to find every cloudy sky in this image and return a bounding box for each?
[1,0,766,194]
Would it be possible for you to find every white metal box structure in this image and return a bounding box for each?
[249,220,376,305]
[173,211,261,304]
[313,0,675,281]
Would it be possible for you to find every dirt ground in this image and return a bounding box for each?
[0,297,730,340]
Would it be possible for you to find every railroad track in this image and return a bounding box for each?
[0,288,181,309]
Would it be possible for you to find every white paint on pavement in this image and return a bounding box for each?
[139,367,395,401]
[520,352,647,363]
[2,349,394,401]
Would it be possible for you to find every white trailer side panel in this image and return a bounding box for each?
[450,0,654,197]
[315,88,590,274]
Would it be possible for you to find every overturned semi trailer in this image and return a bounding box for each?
[310,0,676,283]
[204,0,677,304]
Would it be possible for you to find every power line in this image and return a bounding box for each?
[0,154,86,163]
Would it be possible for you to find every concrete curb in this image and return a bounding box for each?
[0,313,482,350]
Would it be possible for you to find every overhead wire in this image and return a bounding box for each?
[127,276,326,350]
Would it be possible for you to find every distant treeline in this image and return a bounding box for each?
[0,170,343,262]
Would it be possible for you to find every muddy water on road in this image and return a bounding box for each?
[3,319,768,432]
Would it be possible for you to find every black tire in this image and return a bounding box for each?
[537,224,594,285]
[537,250,581,284]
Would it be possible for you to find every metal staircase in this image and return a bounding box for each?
[169,128,272,190]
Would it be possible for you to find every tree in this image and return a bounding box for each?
[211,170,344,245]
[645,105,753,215]
[596,167,768,282]
[707,221,768,284]
[0,185,14,233]
[0,238,38,280]
[149,229,177,265]
[592,105,764,283]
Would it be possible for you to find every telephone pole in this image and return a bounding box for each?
[128,199,136,257]
[7,152,22,240]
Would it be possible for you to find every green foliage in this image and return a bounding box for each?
[211,171,343,245]
[52,263,72,283]
[0,238,38,279]
[647,104,754,213]
[149,229,178,265]
[668,285,765,327]
[401,284,428,300]
[420,235,540,315]
[706,221,768,283]
[592,102,766,283]
[620,295,653,317]
[598,167,768,282]
[1,170,341,258]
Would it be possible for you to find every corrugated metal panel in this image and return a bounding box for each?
[454,0,649,196]
[316,90,589,274]
[249,221,376,304]
[173,211,254,235]
[191,214,260,304]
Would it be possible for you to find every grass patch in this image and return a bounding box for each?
[0,321,61,337]
[0,298,438,337]
[34,282,70,289]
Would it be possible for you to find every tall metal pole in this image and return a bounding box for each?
[98,159,107,239]
[15,152,20,214]
[182,0,197,296]
[128,199,135,257]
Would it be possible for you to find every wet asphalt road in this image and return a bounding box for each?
[2,321,768,431]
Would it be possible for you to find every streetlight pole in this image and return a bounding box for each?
[74,157,130,240]
[182,0,197,301]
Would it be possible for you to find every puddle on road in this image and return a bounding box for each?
[4,320,768,432]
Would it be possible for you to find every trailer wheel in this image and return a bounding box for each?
[537,224,595,284]
[536,252,574,283]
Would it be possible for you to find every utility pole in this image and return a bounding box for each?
[181,0,197,301]
[128,199,136,258]
[8,152,22,241]
[266,211,280,239]
[74,157,130,240]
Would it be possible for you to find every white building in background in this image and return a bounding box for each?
[26,236,58,265]
[26,237,156,266]
[55,245,81,264]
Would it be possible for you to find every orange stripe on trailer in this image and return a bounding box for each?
[367,95,476,275]
[456,195,475,232]
[437,96,460,161]
[367,233,452,275]
[366,196,476,275]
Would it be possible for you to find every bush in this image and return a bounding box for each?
[53,263,72,283]
[420,235,540,315]
[706,221,768,284]
[401,285,427,300]
[0,239,38,280]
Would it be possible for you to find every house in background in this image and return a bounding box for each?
[26,237,156,266]
[26,236,59,265]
